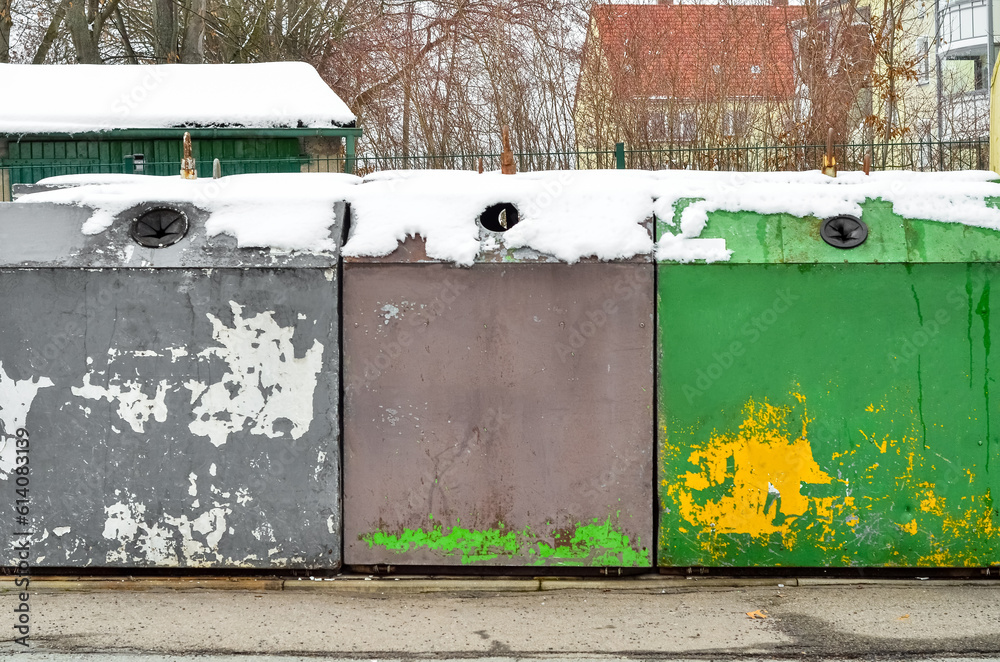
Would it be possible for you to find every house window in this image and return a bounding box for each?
[674,111,696,141]
[647,109,666,140]
[724,108,749,136]
[916,37,929,85]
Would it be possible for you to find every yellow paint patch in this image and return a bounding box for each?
[672,395,838,542]
[897,520,918,535]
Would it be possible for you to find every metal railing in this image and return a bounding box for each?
[1,139,990,202]
[618,139,989,172]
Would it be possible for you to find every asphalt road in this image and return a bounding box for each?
[1,577,998,659]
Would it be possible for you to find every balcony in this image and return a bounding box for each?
[938,0,1000,57]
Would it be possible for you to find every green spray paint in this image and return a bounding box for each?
[360,517,647,566]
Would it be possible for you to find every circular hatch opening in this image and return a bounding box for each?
[131,208,189,248]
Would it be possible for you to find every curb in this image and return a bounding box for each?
[0,575,995,594]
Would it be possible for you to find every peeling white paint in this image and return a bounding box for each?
[314,450,326,481]
[185,380,208,404]
[72,374,170,434]
[0,361,54,479]
[167,347,189,361]
[234,487,252,506]
[163,505,232,562]
[137,521,177,564]
[209,463,217,476]
[186,302,324,447]
[380,406,400,427]
[188,472,198,497]
[103,500,145,563]
[122,347,189,362]
[252,521,276,543]
[102,493,233,566]
[380,303,400,324]
[52,526,71,537]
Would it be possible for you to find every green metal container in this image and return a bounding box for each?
[657,198,1000,567]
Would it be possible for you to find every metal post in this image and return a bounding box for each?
[345,134,356,175]
[936,0,943,149]
[989,0,996,93]
[615,142,625,169]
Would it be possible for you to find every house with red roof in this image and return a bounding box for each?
[575,1,805,163]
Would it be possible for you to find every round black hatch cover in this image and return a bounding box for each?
[131,208,189,248]
[820,215,868,249]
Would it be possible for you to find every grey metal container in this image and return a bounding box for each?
[342,213,655,568]
[0,200,344,568]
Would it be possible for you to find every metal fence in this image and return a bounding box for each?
[352,139,987,173]
[619,139,990,172]
[1,139,991,202]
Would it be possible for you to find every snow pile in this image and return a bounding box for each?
[11,169,1000,263]
[0,62,355,133]
[343,170,656,265]
[17,173,361,253]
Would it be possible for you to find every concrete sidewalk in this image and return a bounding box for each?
[1,576,998,659]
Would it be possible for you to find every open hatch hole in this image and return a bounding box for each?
[480,203,520,233]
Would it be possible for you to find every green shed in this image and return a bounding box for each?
[0,62,361,201]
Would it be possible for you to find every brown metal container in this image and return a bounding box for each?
[343,226,654,568]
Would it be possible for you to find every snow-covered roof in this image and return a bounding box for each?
[9,170,1000,264]
[0,62,356,134]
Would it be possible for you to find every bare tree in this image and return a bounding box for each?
[1,0,11,63]
[65,0,120,63]
[792,0,874,145]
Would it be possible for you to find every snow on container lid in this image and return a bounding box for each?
[343,169,1000,266]
[14,169,1000,267]
[649,170,1000,264]
[341,170,658,265]
[2,173,360,268]
[0,62,356,133]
